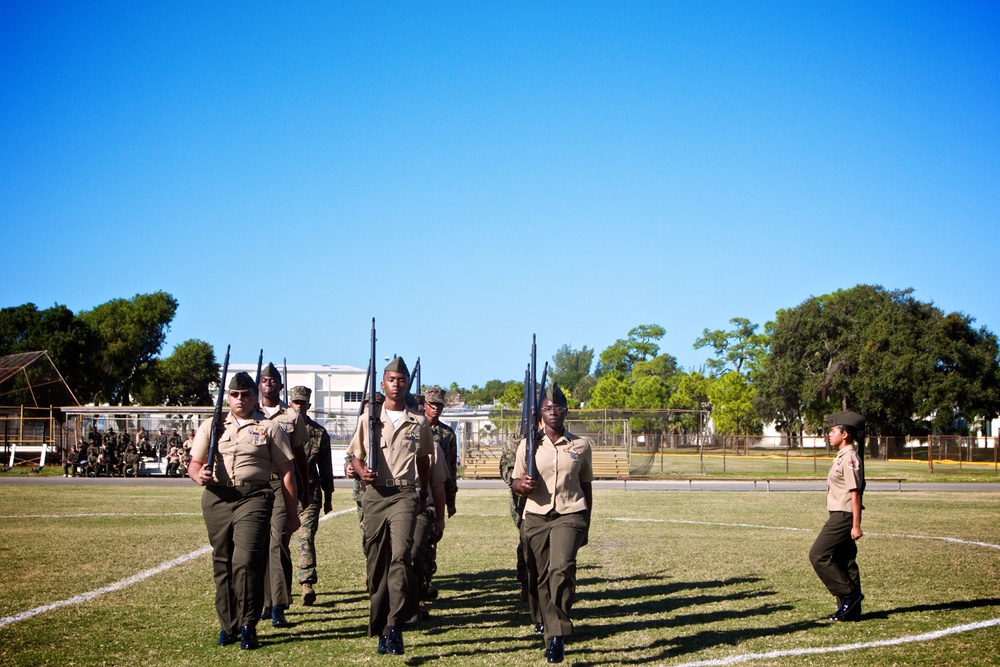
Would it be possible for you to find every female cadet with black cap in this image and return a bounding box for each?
[809,410,866,621]
[512,383,593,663]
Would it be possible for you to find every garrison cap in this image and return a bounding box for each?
[424,386,446,405]
[290,386,311,403]
[229,372,256,391]
[260,362,281,379]
[384,356,409,376]
[828,410,864,431]
[544,382,567,405]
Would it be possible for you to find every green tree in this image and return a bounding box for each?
[668,370,713,433]
[588,374,631,409]
[596,324,665,377]
[707,372,761,435]
[0,302,101,401]
[550,344,594,396]
[753,285,1000,457]
[693,317,769,378]
[135,339,220,406]
[79,291,179,405]
[625,375,671,434]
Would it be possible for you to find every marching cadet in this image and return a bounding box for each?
[810,410,866,621]
[512,383,593,664]
[424,386,459,517]
[188,371,299,650]
[420,386,456,601]
[408,427,448,621]
[257,362,310,627]
[288,386,335,606]
[348,357,432,656]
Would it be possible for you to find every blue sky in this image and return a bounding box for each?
[3,2,998,389]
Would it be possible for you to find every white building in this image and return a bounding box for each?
[228,362,367,417]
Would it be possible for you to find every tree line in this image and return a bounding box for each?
[449,285,1000,456]
[4,285,999,451]
[0,292,218,406]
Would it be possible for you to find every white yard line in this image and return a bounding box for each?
[0,507,355,629]
[0,512,202,519]
[606,516,1000,666]
[671,617,1000,667]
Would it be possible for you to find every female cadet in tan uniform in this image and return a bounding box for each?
[512,383,593,664]
[809,410,866,621]
[188,372,300,650]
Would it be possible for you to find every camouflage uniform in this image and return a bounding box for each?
[500,430,529,588]
[431,422,459,516]
[296,413,334,586]
[349,454,365,547]
[124,443,140,477]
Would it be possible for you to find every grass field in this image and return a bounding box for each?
[1,485,998,666]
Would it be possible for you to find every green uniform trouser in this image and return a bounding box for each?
[263,478,293,609]
[522,510,588,640]
[809,511,861,598]
[202,483,274,633]
[296,488,323,585]
[362,485,419,637]
[410,507,436,599]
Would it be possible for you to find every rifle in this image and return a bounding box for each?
[525,335,541,478]
[206,345,231,478]
[366,319,381,476]
[283,357,288,404]
[408,357,422,395]
[254,349,263,411]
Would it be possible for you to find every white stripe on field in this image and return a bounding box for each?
[0,507,356,629]
[0,512,202,519]
[671,617,1000,667]
[609,516,1000,665]
[607,517,1000,550]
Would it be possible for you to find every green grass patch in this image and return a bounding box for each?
[1,486,998,666]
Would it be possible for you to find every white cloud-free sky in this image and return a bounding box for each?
[3,2,998,388]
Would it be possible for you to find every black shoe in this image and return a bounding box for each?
[239,625,259,650]
[841,601,862,621]
[216,630,238,646]
[546,636,564,663]
[386,626,404,655]
[259,606,271,621]
[831,592,865,621]
[377,635,388,654]
[271,606,289,627]
[534,622,544,634]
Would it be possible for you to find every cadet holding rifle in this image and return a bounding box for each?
[348,352,432,657]
[257,362,310,628]
[513,382,593,665]
[188,369,299,651]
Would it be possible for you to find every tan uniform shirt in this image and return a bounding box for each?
[514,430,592,517]
[826,444,863,512]
[347,405,433,484]
[262,401,308,459]
[192,411,294,485]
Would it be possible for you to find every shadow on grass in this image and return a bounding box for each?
[861,597,1000,621]
[398,567,795,665]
